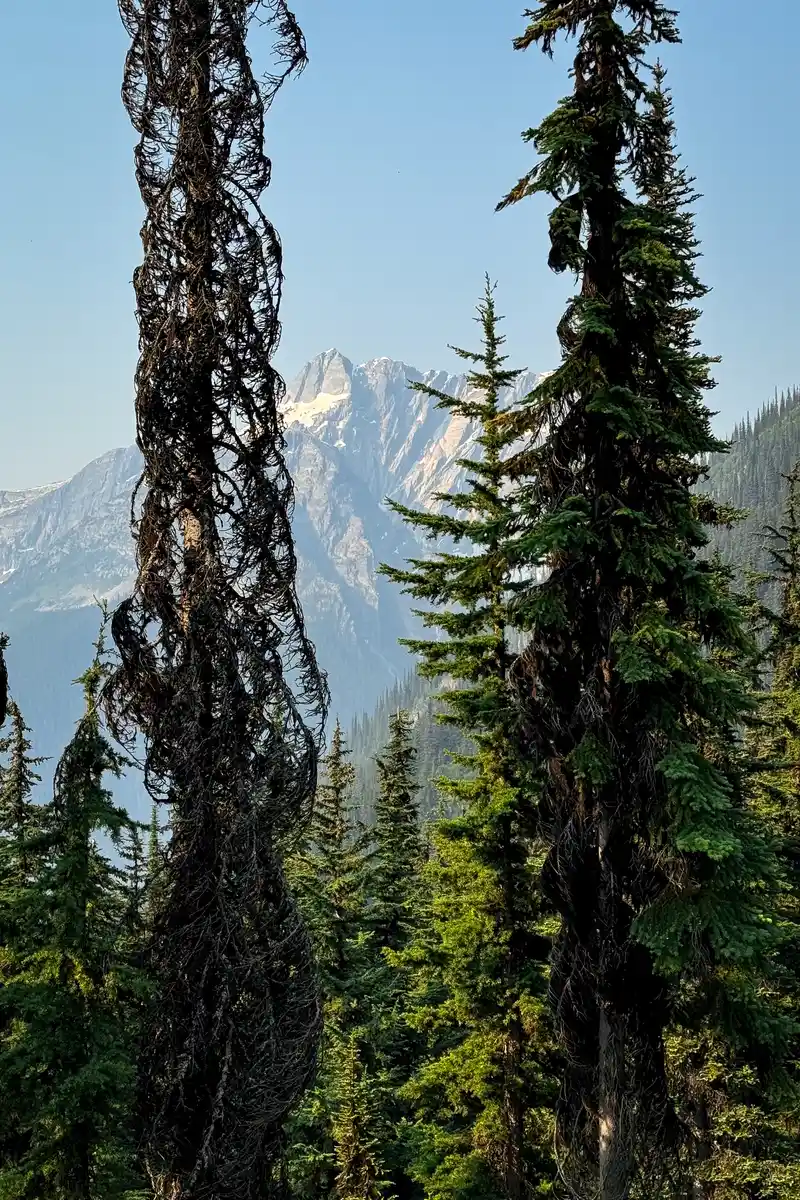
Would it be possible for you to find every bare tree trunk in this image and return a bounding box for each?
[598,814,629,1200]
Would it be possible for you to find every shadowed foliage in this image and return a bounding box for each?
[495,3,787,1195]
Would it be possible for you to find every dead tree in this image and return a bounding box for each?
[105,2,328,1197]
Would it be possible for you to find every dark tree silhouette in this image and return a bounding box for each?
[0,635,8,730]
[496,3,786,1196]
[104,2,329,1197]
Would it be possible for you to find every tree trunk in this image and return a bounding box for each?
[691,1094,713,1200]
[598,814,629,1200]
[499,797,525,1200]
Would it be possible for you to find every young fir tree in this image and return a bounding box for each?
[0,700,49,1180]
[116,815,150,964]
[285,722,383,1200]
[494,5,787,1196]
[142,803,166,937]
[0,636,147,1199]
[369,711,423,958]
[330,1035,387,1200]
[380,282,557,1200]
[361,711,424,1200]
[0,702,48,943]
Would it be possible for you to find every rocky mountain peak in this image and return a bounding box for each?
[0,352,543,745]
[283,353,542,511]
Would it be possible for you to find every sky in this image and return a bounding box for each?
[0,1,798,489]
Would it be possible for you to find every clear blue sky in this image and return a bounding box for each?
[0,0,797,489]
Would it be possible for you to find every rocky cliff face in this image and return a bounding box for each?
[284,349,540,512]
[0,352,542,797]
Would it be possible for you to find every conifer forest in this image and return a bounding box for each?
[2,3,800,1200]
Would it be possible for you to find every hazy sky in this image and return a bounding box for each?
[0,0,797,489]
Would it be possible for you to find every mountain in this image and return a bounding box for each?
[5,353,793,818]
[0,352,542,811]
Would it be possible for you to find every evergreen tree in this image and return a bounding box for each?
[0,700,49,1180]
[362,711,424,1200]
[0,702,48,942]
[330,1036,387,1200]
[0,636,147,1198]
[494,5,788,1196]
[291,721,370,1020]
[381,283,557,1200]
[636,70,799,1196]
[285,722,378,1200]
[676,468,800,1198]
[117,817,149,960]
[143,804,166,937]
[369,711,423,958]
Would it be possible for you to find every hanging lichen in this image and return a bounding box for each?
[104,2,329,1196]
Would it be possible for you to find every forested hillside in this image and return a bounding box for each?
[348,671,469,821]
[701,386,800,583]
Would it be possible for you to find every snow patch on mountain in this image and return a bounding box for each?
[0,351,544,724]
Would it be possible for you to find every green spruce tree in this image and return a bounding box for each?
[0,700,49,1182]
[494,5,787,1196]
[0,635,148,1199]
[363,711,425,1200]
[0,702,48,944]
[143,803,166,937]
[291,721,371,1021]
[381,282,557,1200]
[369,711,423,959]
[631,68,799,1197]
[330,1035,388,1200]
[285,722,380,1200]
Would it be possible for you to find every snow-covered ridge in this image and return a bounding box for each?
[0,350,543,721]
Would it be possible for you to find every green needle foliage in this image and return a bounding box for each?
[330,1035,389,1200]
[286,722,383,1200]
[494,4,787,1195]
[369,710,423,961]
[679,467,800,1198]
[381,282,558,1200]
[0,702,48,946]
[0,632,148,1200]
[0,700,49,1181]
[629,73,798,1197]
[291,721,372,1023]
[365,711,424,1200]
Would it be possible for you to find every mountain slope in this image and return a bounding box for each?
[0,352,542,808]
[4,354,793,817]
